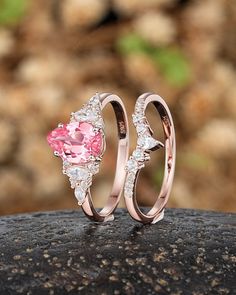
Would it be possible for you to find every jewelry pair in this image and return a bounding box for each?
[47,92,176,224]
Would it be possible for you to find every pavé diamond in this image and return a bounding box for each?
[136,123,147,134]
[126,159,138,171]
[133,149,145,161]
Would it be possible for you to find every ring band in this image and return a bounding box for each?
[124,93,176,224]
[47,93,129,222]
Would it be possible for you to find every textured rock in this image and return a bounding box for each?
[0,209,235,294]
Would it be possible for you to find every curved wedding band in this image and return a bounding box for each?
[124,93,176,224]
[47,93,129,222]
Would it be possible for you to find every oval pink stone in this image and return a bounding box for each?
[47,122,103,164]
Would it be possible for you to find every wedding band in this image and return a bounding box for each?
[124,93,176,224]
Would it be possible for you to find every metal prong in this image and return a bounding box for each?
[89,155,95,161]
[95,156,102,162]
[58,123,64,128]
[93,127,100,133]
[54,151,60,157]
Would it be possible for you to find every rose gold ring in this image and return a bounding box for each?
[124,93,176,224]
[47,93,129,222]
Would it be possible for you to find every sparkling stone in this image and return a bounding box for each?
[94,117,104,128]
[135,100,145,112]
[66,166,90,181]
[126,159,138,171]
[124,186,133,198]
[126,172,135,185]
[133,149,144,161]
[47,121,104,164]
[137,136,159,150]
[136,123,147,134]
[89,95,100,106]
[74,109,99,122]
[88,162,100,174]
[74,186,86,204]
[132,113,144,124]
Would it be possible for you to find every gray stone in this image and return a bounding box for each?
[0,209,235,294]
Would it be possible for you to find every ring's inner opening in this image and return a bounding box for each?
[135,101,165,214]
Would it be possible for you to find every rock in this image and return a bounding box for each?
[0,209,235,294]
[134,12,176,46]
[61,0,109,29]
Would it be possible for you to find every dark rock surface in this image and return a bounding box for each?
[0,209,235,294]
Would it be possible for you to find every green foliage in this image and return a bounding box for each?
[152,48,190,87]
[0,0,29,26]
[116,34,150,55]
[117,33,190,87]
[153,166,164,189]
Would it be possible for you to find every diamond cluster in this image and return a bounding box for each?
[124,97,163,198]
[48,94,105,205]
[65,94,104,205]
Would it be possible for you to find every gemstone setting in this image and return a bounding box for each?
[47,94,105,205]
[124,96,164,198]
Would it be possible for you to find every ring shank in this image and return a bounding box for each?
[126,93,176,224]
[81,93,129,222]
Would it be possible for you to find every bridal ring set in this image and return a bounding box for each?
[47,92,176,224]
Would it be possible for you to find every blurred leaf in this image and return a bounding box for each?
[0,0,29,26]
[117,33,190,87]
[153,166,164,189]
[152,48,190,87]
[116,33,151,55]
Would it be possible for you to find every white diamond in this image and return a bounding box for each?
[89,95,100,106]
[126,159,138,171]
[74,109,98,122]
[137,136,159,150]
[136,123,147,134]
[66,167,90,181]
[125,186,133,198]
[94,117,104,128]
[132,113,144,124]
[126,172,135,185]
[74,186,86,204]
[135,100,145,112]
[88,162,100,174]
[133,149,144,161]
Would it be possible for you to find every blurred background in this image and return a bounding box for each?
[0,0,235,215]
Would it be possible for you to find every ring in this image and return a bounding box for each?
[124,93,176,224]
[47,93,129,222]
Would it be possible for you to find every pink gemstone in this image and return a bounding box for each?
[47,122,104,164]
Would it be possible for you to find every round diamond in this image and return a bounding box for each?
[126,159,138,171]
[133,149,144,161]
[124,186,133,198]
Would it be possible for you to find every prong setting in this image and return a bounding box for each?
[124,96,165,199]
